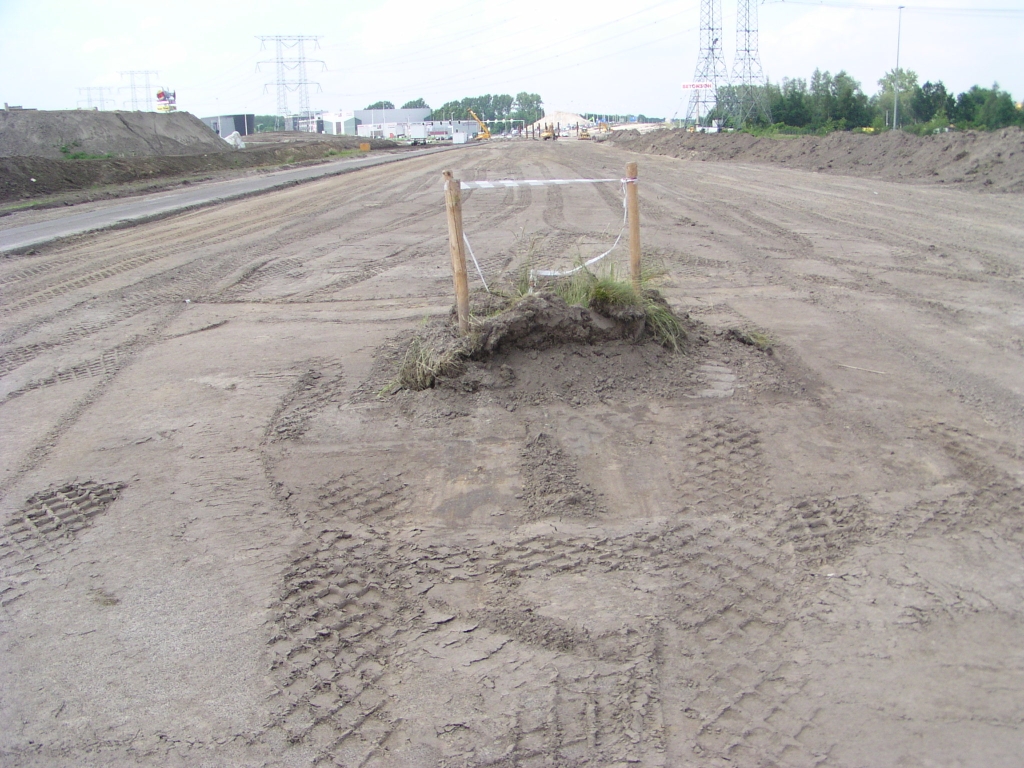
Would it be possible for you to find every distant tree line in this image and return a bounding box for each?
[708,69,1023,134]
[360,94,544,130]
[431,93,544,130]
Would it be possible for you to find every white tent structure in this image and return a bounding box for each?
[528,111,593,132]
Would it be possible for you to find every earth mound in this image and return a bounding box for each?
[609,126,1024,192]
[363,290,778,401]
[0,134,400,204]
[0,110,231,159]
[358,291,791,418]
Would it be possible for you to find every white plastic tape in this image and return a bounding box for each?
[460,178,622,190]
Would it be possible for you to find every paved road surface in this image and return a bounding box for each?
[0,145,457,253]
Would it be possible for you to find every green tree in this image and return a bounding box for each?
[970,83,1022,129]
[809,69,835,127]
[876,68,918,127]
[832,71,872,127]
[911,81,953,123]
[401,98,429,110]
[364,100,395,110]
[513,92,544,124]
[433,101,463,121]
[770,77,811,127]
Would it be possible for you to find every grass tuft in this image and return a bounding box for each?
[542,263,686,351]
[727,328,773,352]
[379,337,465,395]
[644,297,684,351]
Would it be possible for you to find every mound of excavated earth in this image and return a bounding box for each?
[610,126,1024,192]
[0,110,230,159]
[0,135,399,204]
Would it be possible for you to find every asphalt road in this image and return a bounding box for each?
[0,145,457,253]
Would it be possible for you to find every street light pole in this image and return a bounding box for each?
[893,5,905,130]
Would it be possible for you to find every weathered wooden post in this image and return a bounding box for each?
[626,162,642,291]
[443,170,471,335]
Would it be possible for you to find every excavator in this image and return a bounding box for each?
[467,109,491,140]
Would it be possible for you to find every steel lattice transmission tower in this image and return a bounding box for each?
[731,0,772,125]
[256,36,325,119]
[686,0,730,126]
[119,71,159,111]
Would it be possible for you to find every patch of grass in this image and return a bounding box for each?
[728,328,773,352]
[57,139,112,160]
[550,267,596,307]
[324,148,359,159]
[644,296,684,352]
[379,337,465,395]
[590,273,639,306]
[545,263,685,351]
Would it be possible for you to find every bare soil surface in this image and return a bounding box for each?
[1,140,1023,767]
[610,125,1024,193]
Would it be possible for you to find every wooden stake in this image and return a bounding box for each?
[626,162,642,290]
[443,170,471,335]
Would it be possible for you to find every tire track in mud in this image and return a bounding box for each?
[0,301,185,502]
[0,480,126,608]
[253,333,1024,767]
[0,156,455,357]
[254,394,846,766]
[644,176,1024,439]
[259,477,834,766]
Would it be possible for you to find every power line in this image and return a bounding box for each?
[119,71,159,111]
[256,36,325,117]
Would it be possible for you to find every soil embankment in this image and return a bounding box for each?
[0,111,400,204]
[609,126,1024,192]
[0,110,230,159]
[0,128,398,205]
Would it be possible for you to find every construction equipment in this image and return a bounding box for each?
[578,128,591,140]
[467,109,491,140]
[540,123,557,140]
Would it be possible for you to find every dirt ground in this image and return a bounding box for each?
[1,139,1023,767]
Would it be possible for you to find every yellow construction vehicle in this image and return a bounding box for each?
[578,127,591,140]
[540,123,557,140]
[467,109,491,140]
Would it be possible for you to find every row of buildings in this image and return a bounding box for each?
[201,108,484,142]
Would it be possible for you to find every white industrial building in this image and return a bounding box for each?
[320,107,480,142]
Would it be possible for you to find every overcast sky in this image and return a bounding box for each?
[1,0,1022,119]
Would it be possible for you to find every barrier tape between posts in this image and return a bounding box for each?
[457,178,635,289]
[460,178,621,190]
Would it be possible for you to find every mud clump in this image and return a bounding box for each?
[377,290,688,396]
[469,291,648,355]
[519,432,605,520]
